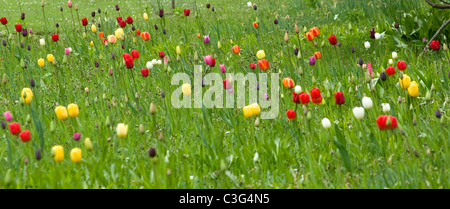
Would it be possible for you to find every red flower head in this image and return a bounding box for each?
[396,60,407,71]
[119,20,126,28]
[328,34,337,45]
[15,24,22,32]
[158,51,165,58]
[258,59,269,71]
[123,53,134,69]
[8,122,21,135]
[98,32,105,39]
[253,22,259,29]
[184,9,190,16]
[292,91,301,104]
[135,30,141,36]
[0,17,8,25]
[334,91,345,105]
[299,92,310,105]
[141,32,150,41]
[386,66,396,76]
[131,50,139,60]
[102,39,107,45]
[126,16,133,24]
[286,110,296,120]
[141,68,149,77]
[19,130,31,142]
[430,40,440,51]
[223,79,232,90]
[376,115,398,130]
[310,88,322,104]
[51,34,59,42]
[117,16,123,23]
[82,18,88,26]
[209,58,216,67]
[250,63,256,69]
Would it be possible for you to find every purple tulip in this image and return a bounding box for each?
[435,110,442,119]
[395,23,399,28]
[163,29,166,34]
[370,28,375,39]
[206,4,211,8]
[60,6,63,12]
[154,24,158,30]
[27,44,31,51]
[149,148,156,158]
[358,58,364,66]
[220,64,226,73]
[253,5,257,10]
[132,26,136,31]
[380,72,387,81]
[21,13,25,20]
[212,7,215,12]
[92,11,96,17]
[30,79,35,87]
[159,9,164,18]
[294,48,299,56]
[20,42,24,48]
[115,5,120,11]
[95,61,99,68]
[274,19,278,24]
[2,40,5,46]
[98,8,101,13]
[56,23,59,28]
[112,52,115,60]
[161,91,165,98]
[309,56,316,66]
[35,149,41,160]
[203,35,210,44]
[73,133,81,141]
[1,120,6,129]
[351,46,355,53]
[22,29,27,37]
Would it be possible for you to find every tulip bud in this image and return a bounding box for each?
[284,32,289,42]
[294,24,299,34]
[217,41,221,49]
[84,138,93,151]
[149,103,156,114]
[398,96,402,104]
[148,148,156,158]
[35,149,41,160]
[386,116,392,127]
[254,117,260,127]
[41,0,45,7]
[297,66,303,75]
[1,120,5,129]
[348,87,352,94]
[75,4,78,11]
[312,76,316,84]
[85,100,89,107]
[105,116,110,127]
[413,118,417,126]
[139,124,145,134]
[26,114,31,123]
[444,43,448,51]
[306,111,312,120]
[158,132,164,141]
[435,109,442,119]
[425,91,431,100]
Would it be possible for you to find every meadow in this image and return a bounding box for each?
[0,0,449,189]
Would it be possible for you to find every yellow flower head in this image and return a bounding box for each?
[84,138,93,151]
[399,74,411,90]
[243,106,253,118]
[90,41,94,47]
[91,24,97,33]
[117,123,129,138]
[408,81,419,97]
[38,58,45,67]
[250,103,261,116]
[68,103,79,117]
[256,50,266,60]
[55,105,68,121]
[47,54,54,63]
[21,88,33,104]
[115,28,125,40]
[70,148,82,163]
[176,46,181,55]
[51,145,64,162]
[143,13,149,21]
[182,83,191,96]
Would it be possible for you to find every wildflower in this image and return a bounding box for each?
[55,106,68,121]
[51,145,64,162]
[68,103,79,117]
[117,123,128,138]
[70,148,82,163]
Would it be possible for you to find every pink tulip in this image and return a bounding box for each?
[203,36,210,44]
[3,111,12,122]
[29,28,32,34]
[220,64,226,73]
[368,62,374,78]
[65,48,70,55]
[203,55,212,65]
[68,1,73,8]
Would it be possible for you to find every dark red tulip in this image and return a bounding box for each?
[184,9,190,16]
[158,51,165,58]
[131,50,139,60]
[141,68,149,77]
[430,40,440,51]
[328,34,337,45]
[82,18,88,26]
[334,91,345,105]
[119,20,126,27]
[0,17,7,25]
[51,34,59,42]
[250,63,256,69]
[15,24,22,32]
[126,16,133,24]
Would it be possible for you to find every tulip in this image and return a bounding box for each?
[380,72,387,81]
[107,35,117,44]
[374,33,381,40]
[293,85,302,94]
[51,34,59,42]
[39,38,45,46]
[286,110,296,120]
[435,109,442,119]
[256,50,265,59]
[399,74,411,89]
[0,17,7,25]
[91,24,97,33]
[381,103,391,113]
[68,0,72,8]
[258,59,269,70]
[232,45,240,54]
[334,91,345,105]
[220,64,226,73]
[328,34,337,45]
[126,16,133,24]
[141,68,149,77]
[311,27,320,37]
[376,115,398,130]
[141,32,150,41]
[55,106,68,121]
[203,35,210,44]
[386,66,395,76]
[352,107,365,120]
[407,81,419,97]
[392,52,398,59]
[310,88,322,104]
[182,83,191,96]
[117,123,129,138]
[115,28,124,40]
[131,50,140,60]
[84,138,93,151]
[18,130,30,142]
[284,32,289,42]
[314,52,321,59]
[158,51,165,58]
[143,13,149,21]
[253,22,259,29]
[148,148,156,158]
[388,59,393,65]
[274,19,278,24]
[176,46,181,55]
[250,63,256,70]
[3,111,12,122]
[22,28,28,37]
[9,122,21,135]
[21,88,33,104]
[364,41,371,49]
[309,56,316,66]
[47,54,54,63]
[15,24,22,32]
[430,40,440,51]
[70,148,82,163]
[35,149,41,160]
[362,97,373,109]
[397,60,407,71]
[68,103,79,117]
[73,132,81,141]
[50,145,65,162]
[322,118,331,129]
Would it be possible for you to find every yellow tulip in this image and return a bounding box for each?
[21,88,33,104]
[55,105,68,121]
[250,103,261,116]
[115,28,124,40]
[143,13,149,21]
[70,148,82,163]
[90,41,94,47]
[408,81,419,97]
[84,138,93,151]
[182,83,191,96]
[176,46,181,55]
[51,145,64,162]
[38,58,45,67]
[47,54,54,62]
[91,24,97,33]
[256,50,266,60]
[68,103,79,117]
[243,106,253,118]
[399,74,411,90]
[117,123,129,138]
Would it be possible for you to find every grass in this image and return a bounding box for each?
[0,0,449,189]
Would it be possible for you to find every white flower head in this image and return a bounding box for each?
[151,59,157,65]
[157,60,162,65]
[392,52,398,59]
[364,41,371,49]
[322,118,331,129]
[253,152,259,162]
[375,33,381,40]
[388,59,394,65]
[352,107,365,120]
[294,85,302,94]
[362,97,373,109]
[247,2,252,7]
[382,103,391,113]
[146,61,153,69]
[39,39,45,46]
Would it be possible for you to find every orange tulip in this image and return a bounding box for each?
[98,32,105,39]
[232,45,240,54]
[314,51,321,59]
[197,33,200,38]
[141,32,150,41]
[306,32,314,41]
[258,59,269,71]
[282,77,295,89]
[253,22,259,29]
[310,27,320,37]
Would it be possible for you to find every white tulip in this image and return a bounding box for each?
[151,59,157,65]
[68,47,72,52]
[382,103,391,113]
[392,52,398,59]
[374,33,381,40]
[364,41,371,49]
[362,97,373,109]
[157,60,162,65]
[146,61,153,69]
[247,2,252,7]
[388,59,394,65]
[253,152,259,162]
[322,118,331,129]
[39,39,45,46]
[352,107,365,120]
[294,85,302,94]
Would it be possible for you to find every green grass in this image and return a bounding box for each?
[0,0,449,189]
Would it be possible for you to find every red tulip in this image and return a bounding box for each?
[376,115,398,130]
[82,18,88,26]
[19,130,31,142]
[250,63,256,69]
[310,88,322,104]
[209,58,216,67]
[159,51,165,58]
[131,50,139,60]
[123,53,134,69]
[286,110,296,120]
[430,40,440,51]
[386,66,395,76]
[51,34,59,42]
[396,60,407,71]
[141,32,150,41]
[141,68,149,77]
[98,32,105,39]
[258,59,269,71]
[117,16,123,23]
[292,91,301,104]
[328,34,337,45]
[126,16,133,24]
[223,79,232,90]
[334,91,345,105]
[8,122,21,135]
[299,92,310,105]
[119,20,126,28]
[0,17,7,25]
[15,24,22,32]
[184,9,190,16]
[135,30,141,36]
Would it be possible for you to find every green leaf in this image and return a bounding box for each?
[334,124,352,172]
